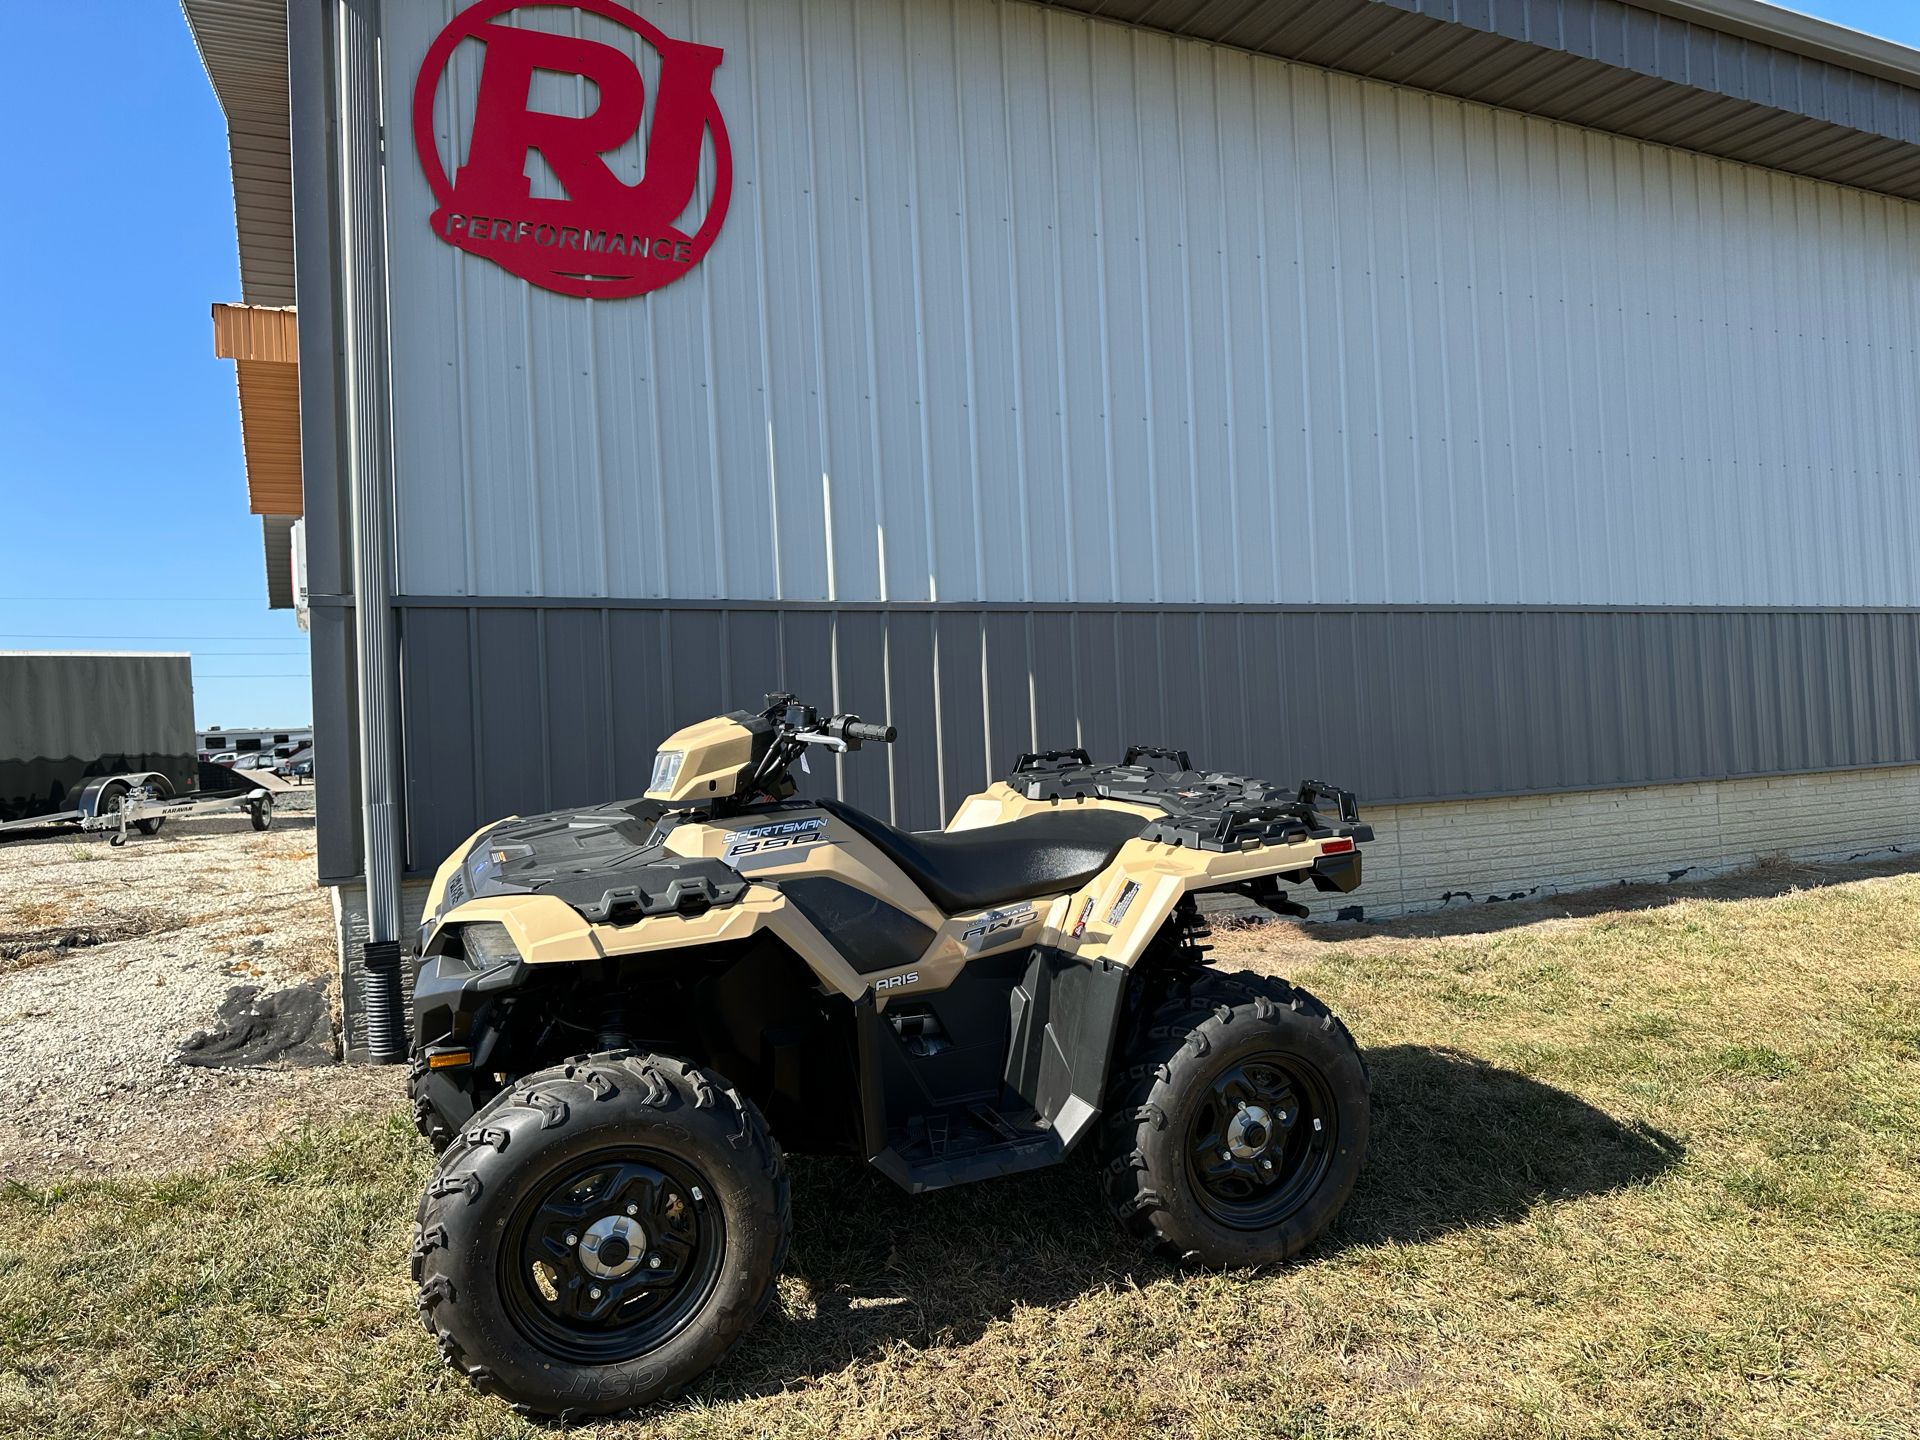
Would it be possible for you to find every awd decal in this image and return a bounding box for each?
[723,817,827,863]
[961,901,1037,948]
[873,971,919,992]
[1106,881,1141,927]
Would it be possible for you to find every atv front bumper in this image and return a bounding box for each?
[409,947,526,1130]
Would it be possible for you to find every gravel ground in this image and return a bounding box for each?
[0,792,393,1180]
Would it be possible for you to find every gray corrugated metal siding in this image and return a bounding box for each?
[395,602,1920,866]
[387,0,1920,610]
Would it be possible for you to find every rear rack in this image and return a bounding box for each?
[1006,751,1371,853]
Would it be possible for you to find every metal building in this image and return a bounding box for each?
[185,0,1920,1056]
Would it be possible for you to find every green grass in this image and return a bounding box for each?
[3,872,1918,1439]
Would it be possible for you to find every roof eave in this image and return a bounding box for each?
[1631,0,1920,91]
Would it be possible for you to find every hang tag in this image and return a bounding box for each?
[798,751,811,775]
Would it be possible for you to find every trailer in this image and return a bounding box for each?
[0,651,275,845]
[0,772,276,845]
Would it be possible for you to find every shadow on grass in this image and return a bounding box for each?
[705,1044,1683,1398]
[1292,850,1920,943]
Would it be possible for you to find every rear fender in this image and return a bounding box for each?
[983,836,1347,1161]
[1061,834,1349,968]
[944,780,1164,832]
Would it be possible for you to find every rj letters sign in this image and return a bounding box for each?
[413,0,732,299]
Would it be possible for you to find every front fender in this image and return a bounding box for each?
[424,885,871,1000]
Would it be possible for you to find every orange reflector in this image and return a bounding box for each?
[1320,838,1356,855]
[427,1050,473,1070]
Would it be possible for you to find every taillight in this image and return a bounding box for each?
[1320,837,1356,855]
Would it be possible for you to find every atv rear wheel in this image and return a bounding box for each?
[1101,969,1368,1267]
[412,1051,789,1419]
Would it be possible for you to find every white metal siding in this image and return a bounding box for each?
[382,0,1920,607]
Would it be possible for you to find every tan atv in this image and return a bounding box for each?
[408,694,1372,1418]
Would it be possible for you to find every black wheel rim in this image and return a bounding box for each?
[1184,1051,1337,1231]
[500,1149,724,1365]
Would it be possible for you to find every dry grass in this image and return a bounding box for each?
[2,895,75,930]
[2,870,1917,1439]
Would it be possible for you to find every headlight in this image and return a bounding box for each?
[441,921,521,976]
[649,749,685,794]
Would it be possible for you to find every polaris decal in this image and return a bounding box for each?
[1106,881,1141,926]
[961,901,1037,948]
[1070,897,1095,940]
[873,971,919,991]
[723,817,827,864]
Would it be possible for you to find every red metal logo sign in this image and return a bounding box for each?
[412,0,731,299]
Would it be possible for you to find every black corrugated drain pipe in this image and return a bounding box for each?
[360,940,407,1064]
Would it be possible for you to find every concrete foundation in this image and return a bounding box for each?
[332,876,433,1064]
[1293,764,1920,921]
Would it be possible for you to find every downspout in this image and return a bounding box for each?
[334,0,407,1062]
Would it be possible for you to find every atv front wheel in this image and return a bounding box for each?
[412,1051,789,1419]
[407,1053,457,1154]
[1101,969,1368,1267]
[408,1052,505,1155]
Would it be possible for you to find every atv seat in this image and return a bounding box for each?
[818,800,1146,914]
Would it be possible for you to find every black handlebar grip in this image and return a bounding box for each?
[845,720,896,744]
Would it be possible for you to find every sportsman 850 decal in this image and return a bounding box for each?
[723,817,827,865]
[961,901,1037,949]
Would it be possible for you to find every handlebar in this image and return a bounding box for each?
[804,714,895,748]
[741,698,896,803]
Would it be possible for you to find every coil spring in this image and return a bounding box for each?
[1165,896,1213,966]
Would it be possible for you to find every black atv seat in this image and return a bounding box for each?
[818,800,1147,914]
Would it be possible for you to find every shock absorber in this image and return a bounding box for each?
[1168,895,1213,965]
[595,997,633,1054]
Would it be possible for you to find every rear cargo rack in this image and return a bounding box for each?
[1006,752,1372,852]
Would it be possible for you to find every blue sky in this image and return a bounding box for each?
[1794,1,1920,44]
[1801,1,1920,45]
[1,1,1916,732]
[0,5,309,728]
